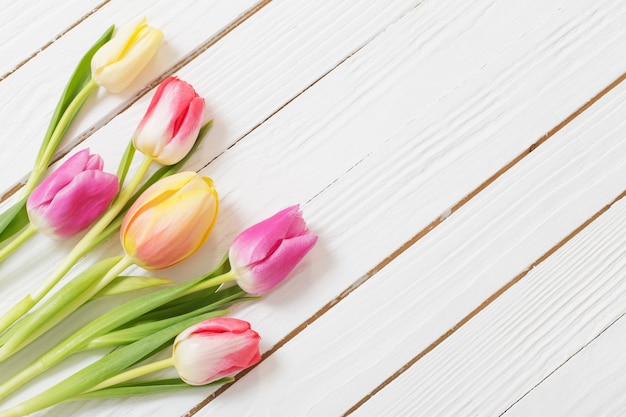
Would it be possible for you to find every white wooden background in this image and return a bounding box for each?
[0,0,624,416]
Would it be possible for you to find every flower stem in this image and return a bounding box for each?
[87,357,175,393]
[178,271,236,297]
[0,224,36,262]
[0,256,133,363]
[0,155,153,336]
[22,79,99,197]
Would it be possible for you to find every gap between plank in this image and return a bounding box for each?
[0,1,112,83]
[345,188,626,415]
[499,311,626,416]
[0,0,273,205]
[188,68,626,416]
[342,81,626,416]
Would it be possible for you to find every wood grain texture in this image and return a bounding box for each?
[0,0,106,80]
[0,0,624,416]
[505,315,626,417]
[354,79,626,416]
[0,0,263,195]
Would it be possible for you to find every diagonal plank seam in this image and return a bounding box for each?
[499,311,626,416]
[0,0,274,204]
[187,66,626,416]
[0,1,112,83]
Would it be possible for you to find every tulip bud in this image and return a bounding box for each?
[133,77,205,165]
[229,205,317,294]
[91,17,163,93]
[120,172,218,270]
[27,149,119,239]
[173,318,261,385]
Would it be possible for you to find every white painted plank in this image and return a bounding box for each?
[504,315,626,417]
[0,0,625,416]
[0,0,104,79]
[354,195,626,416]
[195,58,626,417]
[0,0,422,415]
[0,0,263,194]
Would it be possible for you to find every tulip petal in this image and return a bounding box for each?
[91,17,163,93]
[121,172,197,234]
[27,149,94,209]
[37,170,119,238]
[236,234,317,294]
[230,205,304,266]
[173,318,261,385]
[121,173,218,269]
[154,96,205,165]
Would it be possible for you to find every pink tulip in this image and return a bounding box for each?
[133,76,205,165]
[120,172,218,270]
[27,149,119,238]
[173,317,261,385]
[229,205,317,294]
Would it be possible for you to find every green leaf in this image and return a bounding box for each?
[115,140,137,189]
[93,276,173,298]
[87,286,248,349]
[0,257,122,354]
[0,198,27,243]
[9,311,232,416]
[34,25,114,169]
[123,253,231,323]
[71,377,233,401]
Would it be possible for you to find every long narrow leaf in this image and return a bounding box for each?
[34,25,114,167]
[70,377,233,401]
[0,198,27,243]
[6,311,231,416]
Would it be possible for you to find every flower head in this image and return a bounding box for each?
[173,317,261,385]
[120,172,218,270]
[91,17,163,93]
[27,149,119,238]
[229,205,317,294]
[133,77,205,165]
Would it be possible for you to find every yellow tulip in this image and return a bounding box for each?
[120,172,218,270]
[91,17,163,93]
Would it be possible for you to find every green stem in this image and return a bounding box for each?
[0,256,134,362]
[86,357,175,393]
[0,224,36,262]
[22,79,99,197]
[0,268,235,400]
[177,271,236,297]
[0,155,153,336]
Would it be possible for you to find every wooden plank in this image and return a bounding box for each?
[0,0,624,416]
[354,192,626,416]
[0,0,422,415]
[188,0,626,416]
[0,0,105,80]
[0,0,264,195]
[504,315,626,417]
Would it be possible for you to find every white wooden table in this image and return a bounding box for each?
[0,0,624,416]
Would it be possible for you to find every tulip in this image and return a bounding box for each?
[229,205,317,294]
[173,317,261,385]
[91,17,163,93]
[121,171,218,270]
[27,149,119,239]
[133,77,205,165]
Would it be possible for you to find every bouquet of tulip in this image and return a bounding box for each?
[0,16,317,417]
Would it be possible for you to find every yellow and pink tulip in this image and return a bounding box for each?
[121,171,218,270]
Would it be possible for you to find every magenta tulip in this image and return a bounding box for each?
[229,205,317,294]
[26,149,119,238]
[173,318,261,385]
[133,76,205,165]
